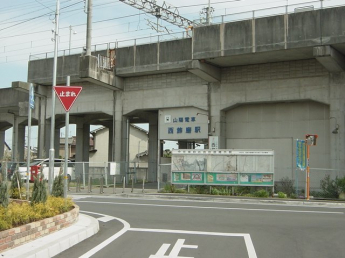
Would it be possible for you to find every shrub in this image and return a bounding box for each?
[52,175,64,197]
[162,183,176,193]
[275,177,294,197]
[253,189,269,198]
[234,186,251,196]
[0,182,9,208]
[277,191,287,198]
[0,196,75,231]
[320,175,338,198]
[189,185,209,194]
[31,175,47,204]
[10,172,24,199]
[211,187,220,195]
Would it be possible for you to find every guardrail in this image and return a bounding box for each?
[194,0,344,26]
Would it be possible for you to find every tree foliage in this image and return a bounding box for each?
[0,182,9,208]
[10,171,23,199]
[52,175,64,197]
[31,175,47,204]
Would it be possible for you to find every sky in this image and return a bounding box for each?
[0,0,341,148]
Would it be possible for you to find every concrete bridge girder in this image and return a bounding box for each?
[314,45,345,72]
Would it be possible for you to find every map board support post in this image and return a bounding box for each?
[63,76,70,198]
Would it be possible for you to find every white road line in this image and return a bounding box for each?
[76,201,344,214]
[79,212,130,258]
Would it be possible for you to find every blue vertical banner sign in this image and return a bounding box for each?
[29,84,34,109]
[296,140,306,170]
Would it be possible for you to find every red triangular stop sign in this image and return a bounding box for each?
[54,86,82,112]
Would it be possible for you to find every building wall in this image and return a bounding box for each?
[89,128,109,166]
[129,126,148,164]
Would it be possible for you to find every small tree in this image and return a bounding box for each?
[10,171,23,199]
[31,175,47,204]
[320,175,338,198]
[52,175,64,197]
[0,182,9,208]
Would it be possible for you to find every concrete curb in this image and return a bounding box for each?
[1,214,99,258]
[75,191,345,207]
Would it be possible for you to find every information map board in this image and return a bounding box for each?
[171,149,274,186]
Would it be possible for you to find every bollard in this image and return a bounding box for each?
[88,176,92,193]
[131,175,134,193]
[187,185,190,193]
[100,176,104,194]
[76,176,80,193]
[113,176,116,194]
[122,176,125,193]
[142,179,144,193]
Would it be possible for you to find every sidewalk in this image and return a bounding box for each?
[2,187,345,257]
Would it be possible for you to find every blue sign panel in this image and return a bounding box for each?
[296,140,306,170]
[29,85,34,109]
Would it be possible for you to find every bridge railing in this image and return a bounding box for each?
[29,30,191,61]
[194,0,344,26]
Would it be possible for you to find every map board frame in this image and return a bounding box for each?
[171,149,274,186]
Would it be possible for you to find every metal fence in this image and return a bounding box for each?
[194,0,344,26]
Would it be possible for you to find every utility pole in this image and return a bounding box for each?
[86,0,92,55]
[49,0,60,194]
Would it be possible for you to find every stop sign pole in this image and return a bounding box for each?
[54,81,82,197]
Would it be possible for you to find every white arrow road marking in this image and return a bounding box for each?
[149,239,198,258]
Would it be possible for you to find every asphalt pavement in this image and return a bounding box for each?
[2,185,345,258]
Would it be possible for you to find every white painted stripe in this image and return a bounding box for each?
[130,228,257,258]
[76,201,344,214]
[79,213,130,258]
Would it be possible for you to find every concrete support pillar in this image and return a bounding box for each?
[43,119,51,158]
[114,91,126,179]
[11,116,18,161]
[329,73,345,172]
[0,130,5,159]
[75,122,90,178]
[76,123,90,162]
[108,125,114,162]
[54,127,60,158]
[17,125,25,162]
[210,111,226,149]
[37,95,47,159]
[148,115,158,182]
